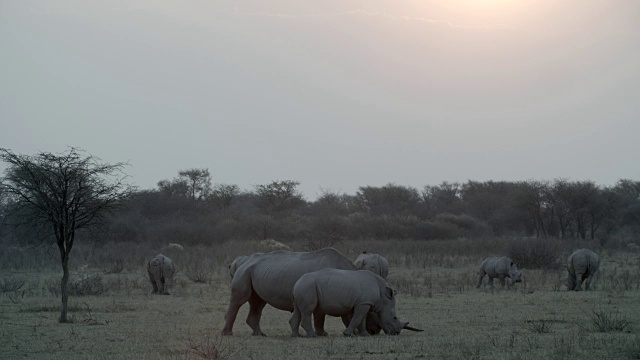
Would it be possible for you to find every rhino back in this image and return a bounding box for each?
[354,253,389,279]
[235,248,356,311]
[148,254,170,273]
[568,249,599,275]
[482,256,510,276]
[304,269,381,316]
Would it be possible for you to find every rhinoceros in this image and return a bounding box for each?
[476,256,522,290]
[147,254,176,295]
[221,248,357,336]
[354,252,389,279]
[567,249,600,291]
[289,269,423,337]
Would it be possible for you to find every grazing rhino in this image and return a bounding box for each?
[476,256,522,290]
[147,254,176,295]
[567,249,600,291]
[221,248,357,336]
[289,269,423,337]
[354,252,389,279]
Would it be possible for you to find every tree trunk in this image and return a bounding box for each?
[59,253,70,323]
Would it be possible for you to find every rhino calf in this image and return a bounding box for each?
[354,252,389,279]
[147,254,176,295]
[476,256,522,290]
[567,249,599,291]
[290,269,422,337]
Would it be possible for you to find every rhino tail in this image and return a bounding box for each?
[159,257,166,283]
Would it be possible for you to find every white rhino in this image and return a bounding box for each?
[476,256,522,290]
[567,248,600,291]
[354,252,389,279]
[221,248,357,336]
[147,254,176,295]
[289,269,423,337]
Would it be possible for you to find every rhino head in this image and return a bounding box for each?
[509,261,522,283]
[377,287,424,335]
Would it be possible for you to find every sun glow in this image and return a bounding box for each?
[410,0,533,28]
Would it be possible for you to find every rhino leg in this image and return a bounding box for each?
[289,304,302,337]
[357,319,370,337]
[575,274,583,291]
[567,273,576,291]
[341,314,351,328]
[476,270,485,288]
[366,312,383,335]
[343,304,370,337]
[159,275,170,295]
[222,284,253,335]
[300,309,316,337]
[487,276,495,290]
[313,309,328,336]
[585,275,593,291]
[498,274,506,289]
[148,272,159,294]
[246,293,267,336]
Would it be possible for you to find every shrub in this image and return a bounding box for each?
[0,277,26,293]
[590,309,630,332]
[508,237,561,270]
[68,275,109,296]
[185,331,234,360]
[102,260,125,274]
[525,318,554,333]
[185,263,212,283]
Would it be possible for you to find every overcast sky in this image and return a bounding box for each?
[1,0,639,199]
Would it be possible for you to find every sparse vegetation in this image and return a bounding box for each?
[525,318,555,333]
[590,309,630,333]
[0,238,637,360]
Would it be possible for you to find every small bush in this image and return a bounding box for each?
[590,309,630,332]
[508,237,560,270]
[525,318,554,333]
[185,331,233,360]
[0,278,26,293]
[102,260,125,274]
[185,264,212,283]
[68,275,109,296]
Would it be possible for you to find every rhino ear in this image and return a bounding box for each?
[386,287,394,299]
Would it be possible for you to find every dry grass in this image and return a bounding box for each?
[0,238,639,359]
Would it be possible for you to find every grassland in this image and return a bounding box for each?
[1,238,639,360]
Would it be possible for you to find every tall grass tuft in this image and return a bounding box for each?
[185,331,233,360]
[525,318,554,333]
[590,309,630,332]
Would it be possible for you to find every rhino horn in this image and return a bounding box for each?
[403,323,424,332]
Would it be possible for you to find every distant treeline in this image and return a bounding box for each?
[2,168,639,247]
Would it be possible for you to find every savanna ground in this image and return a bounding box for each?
[1,237,640,360]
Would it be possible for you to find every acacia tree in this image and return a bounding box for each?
[158,168,211,201]
[210,183,240,211]
[0,148,132,322]
[254,180,305,215]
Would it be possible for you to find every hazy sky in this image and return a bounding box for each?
[1,1,639,199]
